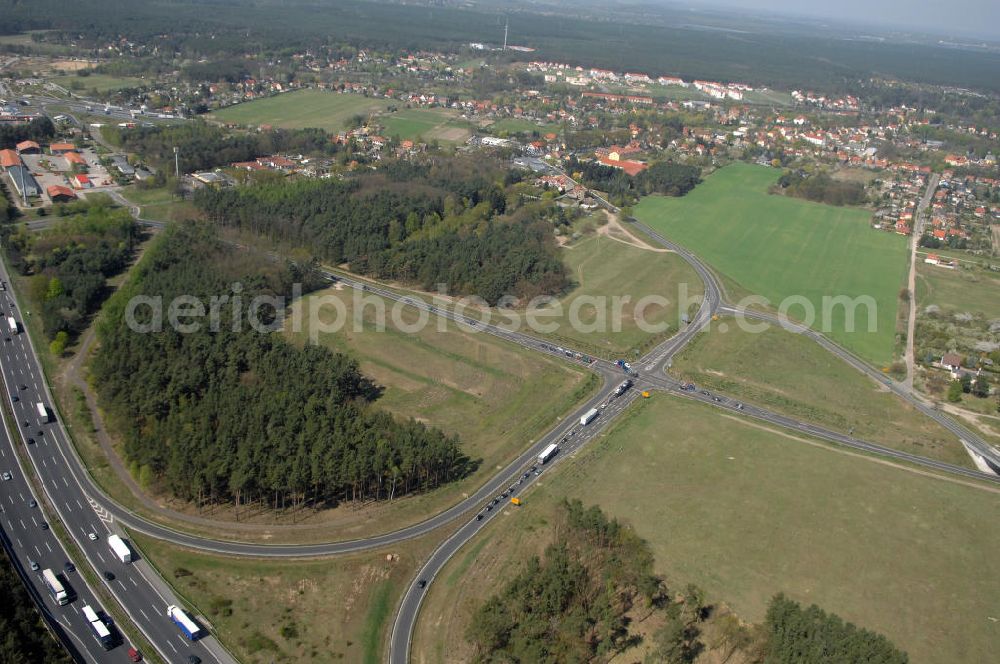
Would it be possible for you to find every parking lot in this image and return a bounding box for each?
[18,147,113,205]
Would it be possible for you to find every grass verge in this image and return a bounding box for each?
[415,395,1000,664]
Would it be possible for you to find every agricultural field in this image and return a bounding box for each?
[634,163,908,366]
[281,285,595,536]
[671,318,971,466]
[51,73,148,93]
[536,224,704,358]
[378,107,471,144]
[488,117,560,135]
[132,530,441,664]
[212,89,391,132]
[414,395,1000,664]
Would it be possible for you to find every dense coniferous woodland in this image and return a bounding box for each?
[776,170,868,207]
[468,501,907,664]
[194,157,569,303]
[91,223,472,508]
[467,500,669,662]
[762,595,908,664]
[566,157,701,205]
[101,122,337,173]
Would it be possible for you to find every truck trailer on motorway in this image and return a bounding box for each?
[167,605,202,640]
[580,407,599,426]
[7,316,17,334]
[108,534,133,563]
[82,604,114,650]
[537,443,558,464]
[35,402,50,424]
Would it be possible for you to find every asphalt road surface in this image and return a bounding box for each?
[0,261,234,664]
[8,152,999,663]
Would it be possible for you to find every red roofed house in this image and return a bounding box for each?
[257,155,296,170]
[50,143,77,155]
[941,353,964,374]
[47,185,77,202]
[63,151,86,169]
[598,156,647,177]
[71,173,92,189]
[231,161,267,171]
[0,149,22,169]
[16,140,40,154]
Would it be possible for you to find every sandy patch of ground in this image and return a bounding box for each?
[596,211,671,253]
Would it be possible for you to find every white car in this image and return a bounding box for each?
[29,560,39,571]
[1,471,11,481]
[88,533,98,541]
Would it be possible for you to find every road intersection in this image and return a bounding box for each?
[4,174,998,663]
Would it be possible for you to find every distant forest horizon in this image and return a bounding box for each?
[2,0,1000,93]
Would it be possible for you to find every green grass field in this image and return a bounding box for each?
[634,163,907,365]
[52,73,147,93]
[915,263,1000,319]
[213,89,391,131]
[488,118,560,135]
[671,318,970,466]
[379,108,471,143]
[282,286,595,533]
[131,530,438,664]
[538,231,704,358]
[415,395,1000,664]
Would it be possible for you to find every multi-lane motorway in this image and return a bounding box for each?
[0,261,234,664]
[4,158,999,662]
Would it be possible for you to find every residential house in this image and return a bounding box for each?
[47,184,77,202]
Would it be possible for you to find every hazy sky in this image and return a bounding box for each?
[701,0,1000,40]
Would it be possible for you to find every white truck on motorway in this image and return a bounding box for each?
[537,443,558,464]
[36,402,50,424]
[580,407,599,426]
[107,534,132,563]
[7,316,17,334]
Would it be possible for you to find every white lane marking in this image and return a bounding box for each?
[167,640,178,653]
[75,499,83,510]
[33,544,40,555]
[138,607,150,621]
[61,476,68,488]
[19,518,25,529]
[44,541,52,553]
[129,576,138,587]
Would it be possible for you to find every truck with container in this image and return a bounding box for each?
[167,605,202,640]
[7,317,17,334]
[580,407,599,426]
[108,534,133,563]
[82,604,114,650]
[536,443,558,464]
[36,402,50,424]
